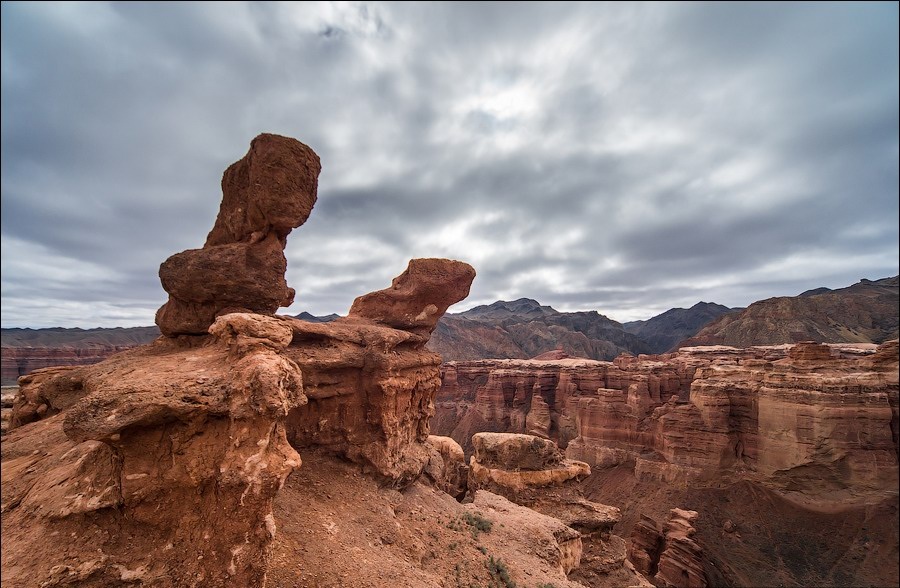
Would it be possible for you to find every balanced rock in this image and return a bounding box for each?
[156,133,321,337]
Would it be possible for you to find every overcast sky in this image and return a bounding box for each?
[1,2,898,328]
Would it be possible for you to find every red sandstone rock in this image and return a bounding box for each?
[1,314,305,587]
[436,342,899,500]
[2,135,478,586]
[348,258,476,336]
[656,509,707,588]
[156,133,321,337]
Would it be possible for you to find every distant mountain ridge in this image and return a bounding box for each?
[426,298,653,361]
[624,301,737,354]
[4,276,896,383]
[679,276,899,348]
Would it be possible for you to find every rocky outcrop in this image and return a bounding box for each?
[348,258,476,337]
[423,435,468,498]
[2,134,476,586]
[464,433,652,586]
[437,341,899,500]
[281,258,473,486]
[2,314,306,587]
[628,509,707,588]
[155,133,321,337]
[468,433,591,496]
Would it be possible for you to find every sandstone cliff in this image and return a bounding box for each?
[436,342,898,498]
[434,340,899,586]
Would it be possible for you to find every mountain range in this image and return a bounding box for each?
[2,276,897,384]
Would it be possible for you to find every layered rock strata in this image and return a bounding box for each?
[464,432,650,585]
[436,342,899,498]
[2,134,476,586]
[628,509,707,588]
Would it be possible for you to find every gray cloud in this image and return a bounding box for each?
[2,1,897,327]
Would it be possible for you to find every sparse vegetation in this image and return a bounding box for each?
[486,555,515,588]
[447,511,494,538]
[463,511,493,534]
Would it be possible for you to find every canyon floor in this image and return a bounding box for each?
[580,464,899,588]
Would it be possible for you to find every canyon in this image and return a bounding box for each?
[2,133,897,587]
[432,341,900,586]
[1,134,655,588]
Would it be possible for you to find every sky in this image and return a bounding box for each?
[1,2,898,328]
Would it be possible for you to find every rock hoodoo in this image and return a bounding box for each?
[155,133,321,337]
[2,134,476,587]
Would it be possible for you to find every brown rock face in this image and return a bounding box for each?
[348,258,476,336]
[2,135,477,586]
[2,314,305,587]
[436,342,899,499]
[628,509,707,588]
[155,133,321,336]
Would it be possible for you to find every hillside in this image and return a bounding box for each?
[623,302,736,354]
[679,276,899,348]
[427,298,653,361]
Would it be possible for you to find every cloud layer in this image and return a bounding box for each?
[2,2,897,327]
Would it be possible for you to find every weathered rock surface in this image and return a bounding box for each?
[464,433,650,585]
[468,432,589,494]
[423,435,468,498]
[628,509,707,588]
[155,133,321,337]
[348,258,476,336]
[2,134,477,586]
[436,341,899,500]
[2,314,306,587]
[281,259,474,486]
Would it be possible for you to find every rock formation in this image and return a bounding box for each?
[463,432,653,586]
[155,133,321,337]
[2,313,306,586]
[468,432,591,496]
[436,341,899,499]
[628,509,707,588]
[2,134,477,586]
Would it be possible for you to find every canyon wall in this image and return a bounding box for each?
[1,326,160,385]
[434,342,899,498]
